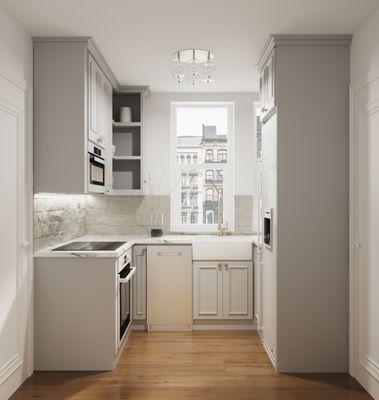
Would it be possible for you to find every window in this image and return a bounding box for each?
[205,149,213,162]
[206,188,214,201]
[217,149,227,162]
[170,102,234,231]
[206,210,215,224]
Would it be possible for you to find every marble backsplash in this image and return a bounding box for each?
[33,194,253,250]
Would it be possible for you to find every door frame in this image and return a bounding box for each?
[0,71,33,396]
[349,68,379,383]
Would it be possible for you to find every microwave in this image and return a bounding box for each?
[88,142,105,193]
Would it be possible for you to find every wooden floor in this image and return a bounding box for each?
[12,331,372,400]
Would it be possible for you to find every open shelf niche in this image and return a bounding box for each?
[111,88,147,195]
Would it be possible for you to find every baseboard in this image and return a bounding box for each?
[193,320,256,331]
[261,337,277,370]
[148,324,192,331]
[132,323,147,331]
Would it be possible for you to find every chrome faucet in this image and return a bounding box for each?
[217,188,227,235]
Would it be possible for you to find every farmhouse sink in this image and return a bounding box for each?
[192,236,252,261]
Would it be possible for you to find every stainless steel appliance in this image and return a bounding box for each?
[118,252,135,344]
[88,142,105,193]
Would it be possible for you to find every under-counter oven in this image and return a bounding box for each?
[118,251,136,345]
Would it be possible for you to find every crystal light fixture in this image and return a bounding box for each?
[172,49,215,85]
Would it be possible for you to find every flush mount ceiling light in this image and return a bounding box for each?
[172,49,215,86]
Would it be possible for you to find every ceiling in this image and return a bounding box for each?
[2,0,379,92]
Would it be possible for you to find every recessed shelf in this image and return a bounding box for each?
[113,159,141,191]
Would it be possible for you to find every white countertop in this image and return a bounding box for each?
[35,234,260,258]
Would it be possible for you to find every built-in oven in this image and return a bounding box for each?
[118,251,136,345]
[88,142,105,193]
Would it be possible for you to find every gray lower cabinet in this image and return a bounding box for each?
[132,245,147,320]
[193,261,253,320]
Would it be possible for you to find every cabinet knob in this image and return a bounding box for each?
[261,107,268,113]
[218,263,222,270]
[224,263,229,270]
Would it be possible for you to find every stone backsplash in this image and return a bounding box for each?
[34,194,254,250]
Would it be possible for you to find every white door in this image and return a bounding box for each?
[193,262,222,319]
[223,262,252,319]
[350,73,379,400]
[0,76,32,399]
[133,246,147,320]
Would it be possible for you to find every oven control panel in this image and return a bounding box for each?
[118,248,132,273]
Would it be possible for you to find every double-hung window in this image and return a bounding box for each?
[170,102,234,232]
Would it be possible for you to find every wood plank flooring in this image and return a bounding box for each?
[11,331,372,400]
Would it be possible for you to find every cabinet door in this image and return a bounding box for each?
[132,245,147,320]
[103,78,113,192]
[253,245,263,330]
[88,53,99,141]
[259,52,275,121]
[265,54,275,112]
[222,261,252,319]
[193,262,222,319]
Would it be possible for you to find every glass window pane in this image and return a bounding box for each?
[176,107,228,165]
[180,169,223,226]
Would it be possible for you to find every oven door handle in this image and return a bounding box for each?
[91,156,105,164]
[118,267,136,284]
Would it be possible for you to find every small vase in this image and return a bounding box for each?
[120,107,132,123]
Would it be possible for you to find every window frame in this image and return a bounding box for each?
[170,101,235,232]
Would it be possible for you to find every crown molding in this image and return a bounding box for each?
[257,34,352,71]
[32,36,150,93]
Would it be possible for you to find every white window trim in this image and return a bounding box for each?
[170,101,235,233]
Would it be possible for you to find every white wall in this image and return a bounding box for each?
[351,8,379,83]
[145,92,258,195]
[0,4,32,84]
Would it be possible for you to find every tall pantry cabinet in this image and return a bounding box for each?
[257,35,351,372]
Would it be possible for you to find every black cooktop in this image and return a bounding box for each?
[52,241,127,251]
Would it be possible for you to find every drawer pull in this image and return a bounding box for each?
[157,252,182,257]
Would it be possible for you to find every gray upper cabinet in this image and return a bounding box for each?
[258,50,275,123]
[88,52,113,150]
[33,37,116,194]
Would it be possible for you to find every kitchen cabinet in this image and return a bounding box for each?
[111,89,147,195]
[253,244,262,331]
[258,52,275,122]
[132,245,147,320]
[223,262,252,318]
[257,35,350,372]
[193,261,252,320]
[33,37,117,194]
[193,262,222,318]
[88,53,113,149]
[147,245,192,330]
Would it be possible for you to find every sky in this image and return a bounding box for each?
[176,107,228,136]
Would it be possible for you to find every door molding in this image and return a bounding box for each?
[349,69,379,382]
[0,72,33,398]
